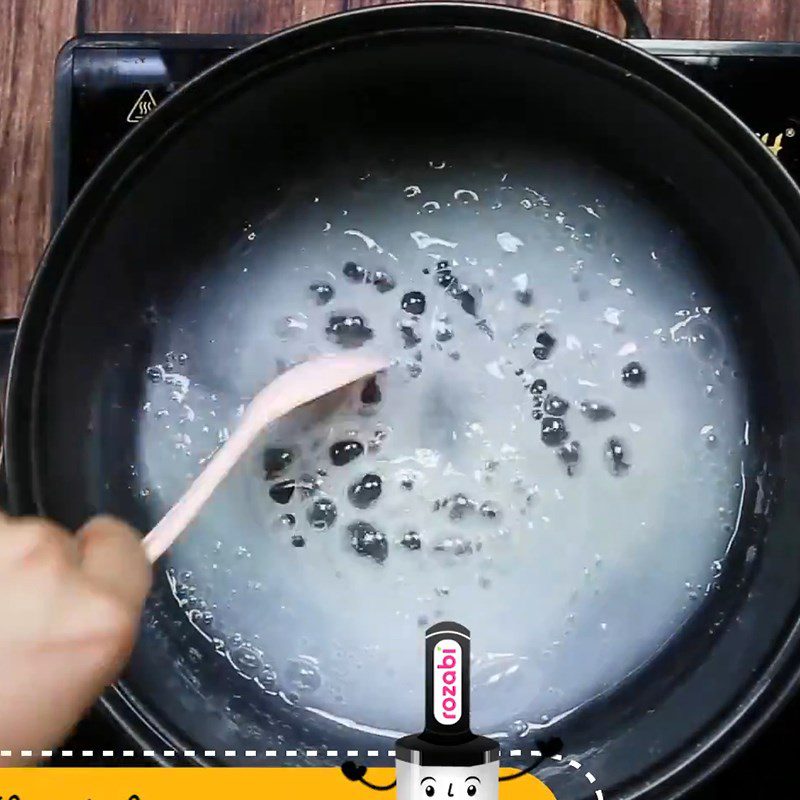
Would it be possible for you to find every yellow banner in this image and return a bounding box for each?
[0,768,557,800]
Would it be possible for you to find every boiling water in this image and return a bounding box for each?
[136,145,746,740]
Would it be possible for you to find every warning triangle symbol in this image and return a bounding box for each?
[126,89,158,123]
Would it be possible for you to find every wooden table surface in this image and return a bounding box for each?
[1,0,799,321]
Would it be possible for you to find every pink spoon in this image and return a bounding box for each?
[142,352,388,562]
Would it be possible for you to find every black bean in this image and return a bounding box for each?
[605,437,630,476]
[399,320,421,349]
[343,261,367,282]
[449,493,476,521]
[326,314,374,348]
[269,480,295,504]
[361,377,381,405]
[330,440,364,466]
[348,521,388,563]
[530,379,548,397]
[533,331,556,361]
[309,282,335,305]
[291,534,306,548]
[348,473,383,509]
[401,531,422,550]
[373,270,396,293]
[541,417,569,446]
[579,400,616,422]
[622,361,646,387]
[515,289,533,306]
[402,291,427,315]
[544,394,569,416]
[263,447,294,479]
[307,496,337,529]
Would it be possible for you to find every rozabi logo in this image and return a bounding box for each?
[433,639,461,724]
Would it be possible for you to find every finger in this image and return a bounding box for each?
[0,515,79,565]
[76,515,152,611]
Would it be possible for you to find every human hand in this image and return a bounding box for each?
[0,514,152,764]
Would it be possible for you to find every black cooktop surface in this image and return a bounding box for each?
[52,35,797,795]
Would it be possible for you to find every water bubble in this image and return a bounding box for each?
[348,521,388,563]
[285,656,322,695]
[621,361,646,387]
[402,291,427,315]
[280,513,296,528]
[326,314,374,348]
[146,365,164,383]
[541,417,569,446]
[343,261,368,283]
[579,400,616,422]
[348,473,383,509]
[330,440,364,466]
[309,282,335,305]
[604,437,630,476]
[434,537,474,556]
[263,447,294,479]
[480,501,501,520]
[307,496,337,530]
[269,480,295,504]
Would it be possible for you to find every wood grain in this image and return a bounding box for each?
[1,0,799,320]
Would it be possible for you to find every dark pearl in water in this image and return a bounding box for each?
[373,271,396,293]
[557,441,581,476]
[544,394,569,416]
[449,493,475,521]
[541,417,568,446]
[343,261,367,282]
[605,437,630,476]
[580,400,616,422]
[309,282,334,305]
[263,447,294,479]
[326,314,374,348]
[435,261,455,288]
[348,473,383,509]
[621,361,646,387]
[533,331,556,361]
[269,480,295,504]
[349,521,388,563]
[402,291,427,315]
[399,320,421,349]
[401,531,422,550]
[530,378,548,397]
[307,496,337,529]
[330,440,364,466]
[361,377,381,405]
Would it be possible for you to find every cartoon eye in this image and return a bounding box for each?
[425,786,435,797]
[466,786,477,797]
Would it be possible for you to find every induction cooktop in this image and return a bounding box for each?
[45,31,800,796]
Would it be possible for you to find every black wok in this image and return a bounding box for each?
[6,5,800,799]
